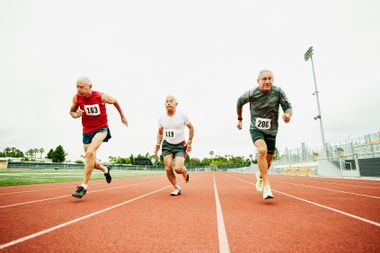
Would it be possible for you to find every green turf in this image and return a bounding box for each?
[0,169,165,186]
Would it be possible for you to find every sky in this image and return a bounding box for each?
[0,0,379,161]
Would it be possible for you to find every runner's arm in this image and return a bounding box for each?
[185,122,194,152]
[102,93,128,127]
[279,88,293,123]
[69,95,82,118]
[236,90,252,129]
[154,127,164,156]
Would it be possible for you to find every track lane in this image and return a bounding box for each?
[0,175,169,244]
[1,172,219,253]
[238,173,380,222]
[217,173,380,253]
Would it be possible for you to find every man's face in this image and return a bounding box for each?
[258,72,273,93]
[76,81,92,96]
[165,96,177,111]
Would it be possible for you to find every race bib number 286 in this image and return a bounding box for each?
[255,117,271,130]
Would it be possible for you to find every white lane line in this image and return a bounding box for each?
[0,174,166,196]
[271,180,380,200]
[0,184,172,250]
[0,182,104,196]
[229,175,380,228]
[307,181,379,190]
[0,178,164,209]
[213,174,231,253]
[242,173,380,190]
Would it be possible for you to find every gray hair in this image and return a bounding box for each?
[257,70,273,81]
[77,76,92,85]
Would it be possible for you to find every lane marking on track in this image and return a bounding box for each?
[229,175,380,228]
[0,174,166,195]
[213,174,231,253]
[0,178,165,209]
[304,181,380,190]
[271,180,380,199]
[240,173,380,190]
[0,182,105,196]
[0,184,173,250]
[0,174,203,250]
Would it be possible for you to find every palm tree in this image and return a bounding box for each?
[39,148,45,159]
[209,150,214,158]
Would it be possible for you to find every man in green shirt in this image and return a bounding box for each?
[237,70,292,199]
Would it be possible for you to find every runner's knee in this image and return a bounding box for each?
[85,151,95,160]
[257,146,267,157]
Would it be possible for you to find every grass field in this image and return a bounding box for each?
[0,169,165,186]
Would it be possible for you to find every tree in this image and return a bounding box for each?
[129,154,135,165]
[0,147,24,157]
[185,155,190,165]
[51,145,66,163]
[47,149,54,159]
[209,150,214,158]
[39,148,45,159]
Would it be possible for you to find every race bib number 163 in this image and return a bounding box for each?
[84,104,100,116]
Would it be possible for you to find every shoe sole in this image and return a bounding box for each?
[105,167,112,184]
[72,193,85,199]
[170,190,182,196]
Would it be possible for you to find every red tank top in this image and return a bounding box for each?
[76,91,108,133]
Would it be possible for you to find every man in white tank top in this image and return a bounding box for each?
[154,95,194,196]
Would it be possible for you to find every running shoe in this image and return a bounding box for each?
[263,185,273,200]
[72,186,87,199]
[104,166,112,184]
[183,170,190,183]
[170,186,182,196]
[255,171,263,192]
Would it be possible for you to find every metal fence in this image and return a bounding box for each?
[275,131,380,177]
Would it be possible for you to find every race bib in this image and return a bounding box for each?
[255,117,271,130]
[84,104,100,116]
[165,129,176,139]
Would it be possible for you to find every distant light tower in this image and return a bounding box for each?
[304,46,327,158]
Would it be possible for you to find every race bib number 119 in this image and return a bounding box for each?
[255,117,271,130]
[165,129,176,139]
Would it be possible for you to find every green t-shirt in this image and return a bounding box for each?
[237,85,292,136]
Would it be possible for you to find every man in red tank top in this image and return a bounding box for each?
[70,76,128,199]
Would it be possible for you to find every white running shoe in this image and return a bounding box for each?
[263,185,273,200]
[170,186,182,196]
[255,171,263,192]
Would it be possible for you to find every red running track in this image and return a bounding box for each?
[0,172,379,252]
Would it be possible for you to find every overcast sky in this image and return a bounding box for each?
[1,0,379,161]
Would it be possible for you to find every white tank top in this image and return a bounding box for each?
[158,111,190,144]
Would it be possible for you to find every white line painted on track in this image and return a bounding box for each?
[0,182,104,196]
[0,174,202,250]
[271,180,380,200]
[213,174,231,253]
[241,173,380,190]
[229,175,380,228]
[0,184,172,250]
[0,178,164,209]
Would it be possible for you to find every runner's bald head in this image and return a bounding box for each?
[165,95,178,105]
[257,70,273,82]
[77,76,92,86]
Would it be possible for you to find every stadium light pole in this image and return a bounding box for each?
[304,46,327,159]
